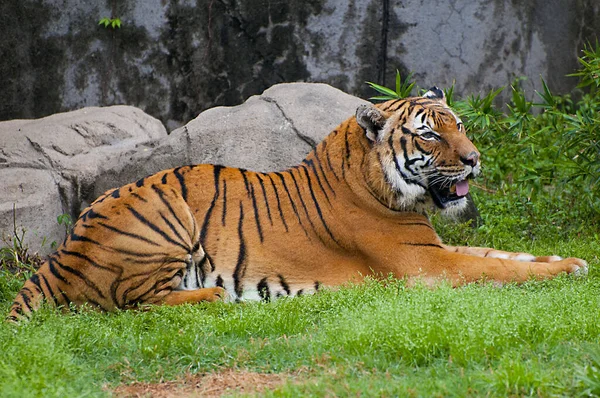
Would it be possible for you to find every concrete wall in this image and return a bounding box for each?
[2,0,599,130]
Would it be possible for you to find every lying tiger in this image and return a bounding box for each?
[7,87,587,321]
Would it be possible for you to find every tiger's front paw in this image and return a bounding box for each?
[207,287,228,302]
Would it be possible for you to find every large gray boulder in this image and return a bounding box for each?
[0,106,167,254]
[0,83,367,255]
[90,83,369,200]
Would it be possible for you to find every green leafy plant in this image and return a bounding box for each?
[367,70,416,100]
[0,205,42,275]
[57,213,73,235]
[99,17,122,29]
[569,40,600,90]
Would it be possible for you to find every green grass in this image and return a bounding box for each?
[0,186,599,397]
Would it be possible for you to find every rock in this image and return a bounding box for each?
[88,83,368,200]
[177,82,370,171]
[0,106,167,254]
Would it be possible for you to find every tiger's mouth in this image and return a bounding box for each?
[428,178,470,209]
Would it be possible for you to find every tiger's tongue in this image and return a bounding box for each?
[455,180,469,197]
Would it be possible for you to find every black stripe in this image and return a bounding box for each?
[131,192,148,202]
[397,136,420,177]
[135,177,145,187]
[206,252,215,272]
[19,289,34,312]
[414,108,426,121]
[59,289,72,307]
[127,205,189,251]
[300,166,339,245]
[159,213,188,249]
[29,273,42,291]
[314,281,322,291]
[111,189,120,199]
[400,242,444,248]
[312,154,336,198]
[257,277,270,302]
[69,232,103,246]
[412,139,431,157]
[302,160,331,205]
[98,222,161,246]
[151,185,190,238]
[240,169,250,196]
[81,208,108,222]
[341,128,350,178]
[197,255,208,285]
[48,257,70,285]
[248,183,264,243]
[233,202,247,298]
[267,174,289,232]
[221,179,227,226]
[39,273,58,306]
[275,172,307,235]
[200,165,223,244]
[288,169,318,234]
[55,259,106,299]
[81,294,108,311]
[123,266,181,303]
[278,274,291,295]
[161,173,168,184]
[322,140,340,181]
[257,174,273,225]
[296,289,304,296]
[216,275,224,288]
[60,249,114,272]
[172,167,188,201]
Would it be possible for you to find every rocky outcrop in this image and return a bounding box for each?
[0,106,167,253]
[0,83,367,254]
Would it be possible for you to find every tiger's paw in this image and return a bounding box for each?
[205,287,228,302]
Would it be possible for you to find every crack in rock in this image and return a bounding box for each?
[260,96,318,150]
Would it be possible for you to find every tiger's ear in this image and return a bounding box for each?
[356,104,390,142]
[423,86,446,104]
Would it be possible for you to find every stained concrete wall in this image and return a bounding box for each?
[2,0,599,129]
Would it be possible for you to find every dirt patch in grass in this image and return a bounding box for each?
[113,369,292,397]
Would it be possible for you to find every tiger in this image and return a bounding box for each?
[7,87,587,322]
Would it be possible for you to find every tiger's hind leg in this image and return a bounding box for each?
[105,183,225,308]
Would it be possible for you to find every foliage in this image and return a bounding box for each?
[366,70,415,100]
[0,206,43,276]
[98,17,122,29]
[56,213,73,235]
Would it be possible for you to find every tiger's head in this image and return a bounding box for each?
[357,87,480,215]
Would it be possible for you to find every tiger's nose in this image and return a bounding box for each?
[460,151,479,167]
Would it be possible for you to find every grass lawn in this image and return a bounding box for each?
[0,183,599,397]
